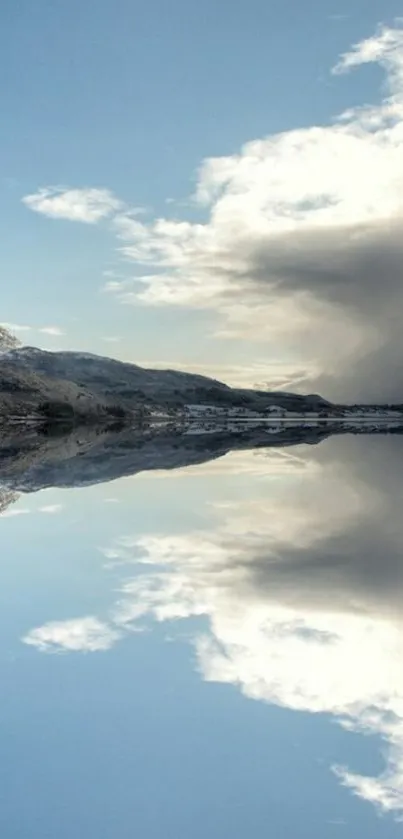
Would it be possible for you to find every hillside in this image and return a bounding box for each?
[1,421,403,493]
[0,358,127,427]
[1,346,402,429]
[1,346,330,421]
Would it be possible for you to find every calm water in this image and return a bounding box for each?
[1,434,403,837]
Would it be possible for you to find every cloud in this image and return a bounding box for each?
[0,507,29,518]
[334,763,403,818]
[102,280,126,293]
[103,23,403,401]
[0,502,63,518]
[23,617,120,653]
[25,435,403,818]
[1,322,65,340]
[21,22,403,401]
[132,358,311,390]
[104,488,403,817]
[333,22,403,81]
[1,323,31,334]
[39,326,65,336]
[22,187,123,223]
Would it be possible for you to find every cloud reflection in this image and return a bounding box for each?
[22,438,403,817]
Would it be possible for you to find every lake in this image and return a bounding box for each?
[1,432,402,838]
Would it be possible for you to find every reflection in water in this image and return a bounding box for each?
[0,488,18,515]
[18,435,403,820]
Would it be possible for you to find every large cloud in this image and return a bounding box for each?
[106,438,403,819]
[22,435,403,818]
[107,24,403,401]
[22,23,403,399]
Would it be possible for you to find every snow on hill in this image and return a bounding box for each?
[1,346,331,421]
[1,419,403,493]
[1,346,403,431]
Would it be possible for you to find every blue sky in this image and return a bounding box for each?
[5,7,403,833]
[3,1,403,399]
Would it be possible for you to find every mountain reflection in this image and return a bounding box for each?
[13,434,403,819]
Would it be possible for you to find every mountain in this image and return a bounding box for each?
[1,346,402,430]
[1,421,403,493]
[1,346,331,423]
[0,355,122,427]
[1,344,403,495]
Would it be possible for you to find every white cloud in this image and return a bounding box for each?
[0,507,30,518]
[46,442,403,819]
[1,322,31,334]
[22,186,123,223]
[23,617,120,653]
[105,527,403,818]
[38,504,64,514]
[334,763,403,819]
[102,23,403,401]
[1,322,65,340]
[333,23,403,85]
[23,439,403,816]
[1,497,64,519]
[23,24,403,399]
[129,357,312,390]
[137,448,314,480]
[39,326,64,336]
[102,280,127,293]
[19,24,403,399]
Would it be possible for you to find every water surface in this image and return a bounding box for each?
[1,434,402,837]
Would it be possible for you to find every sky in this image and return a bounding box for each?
[2,1,403,400]
[3,440,403,837]
[5,0,403,839]
[5,7,403,833]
